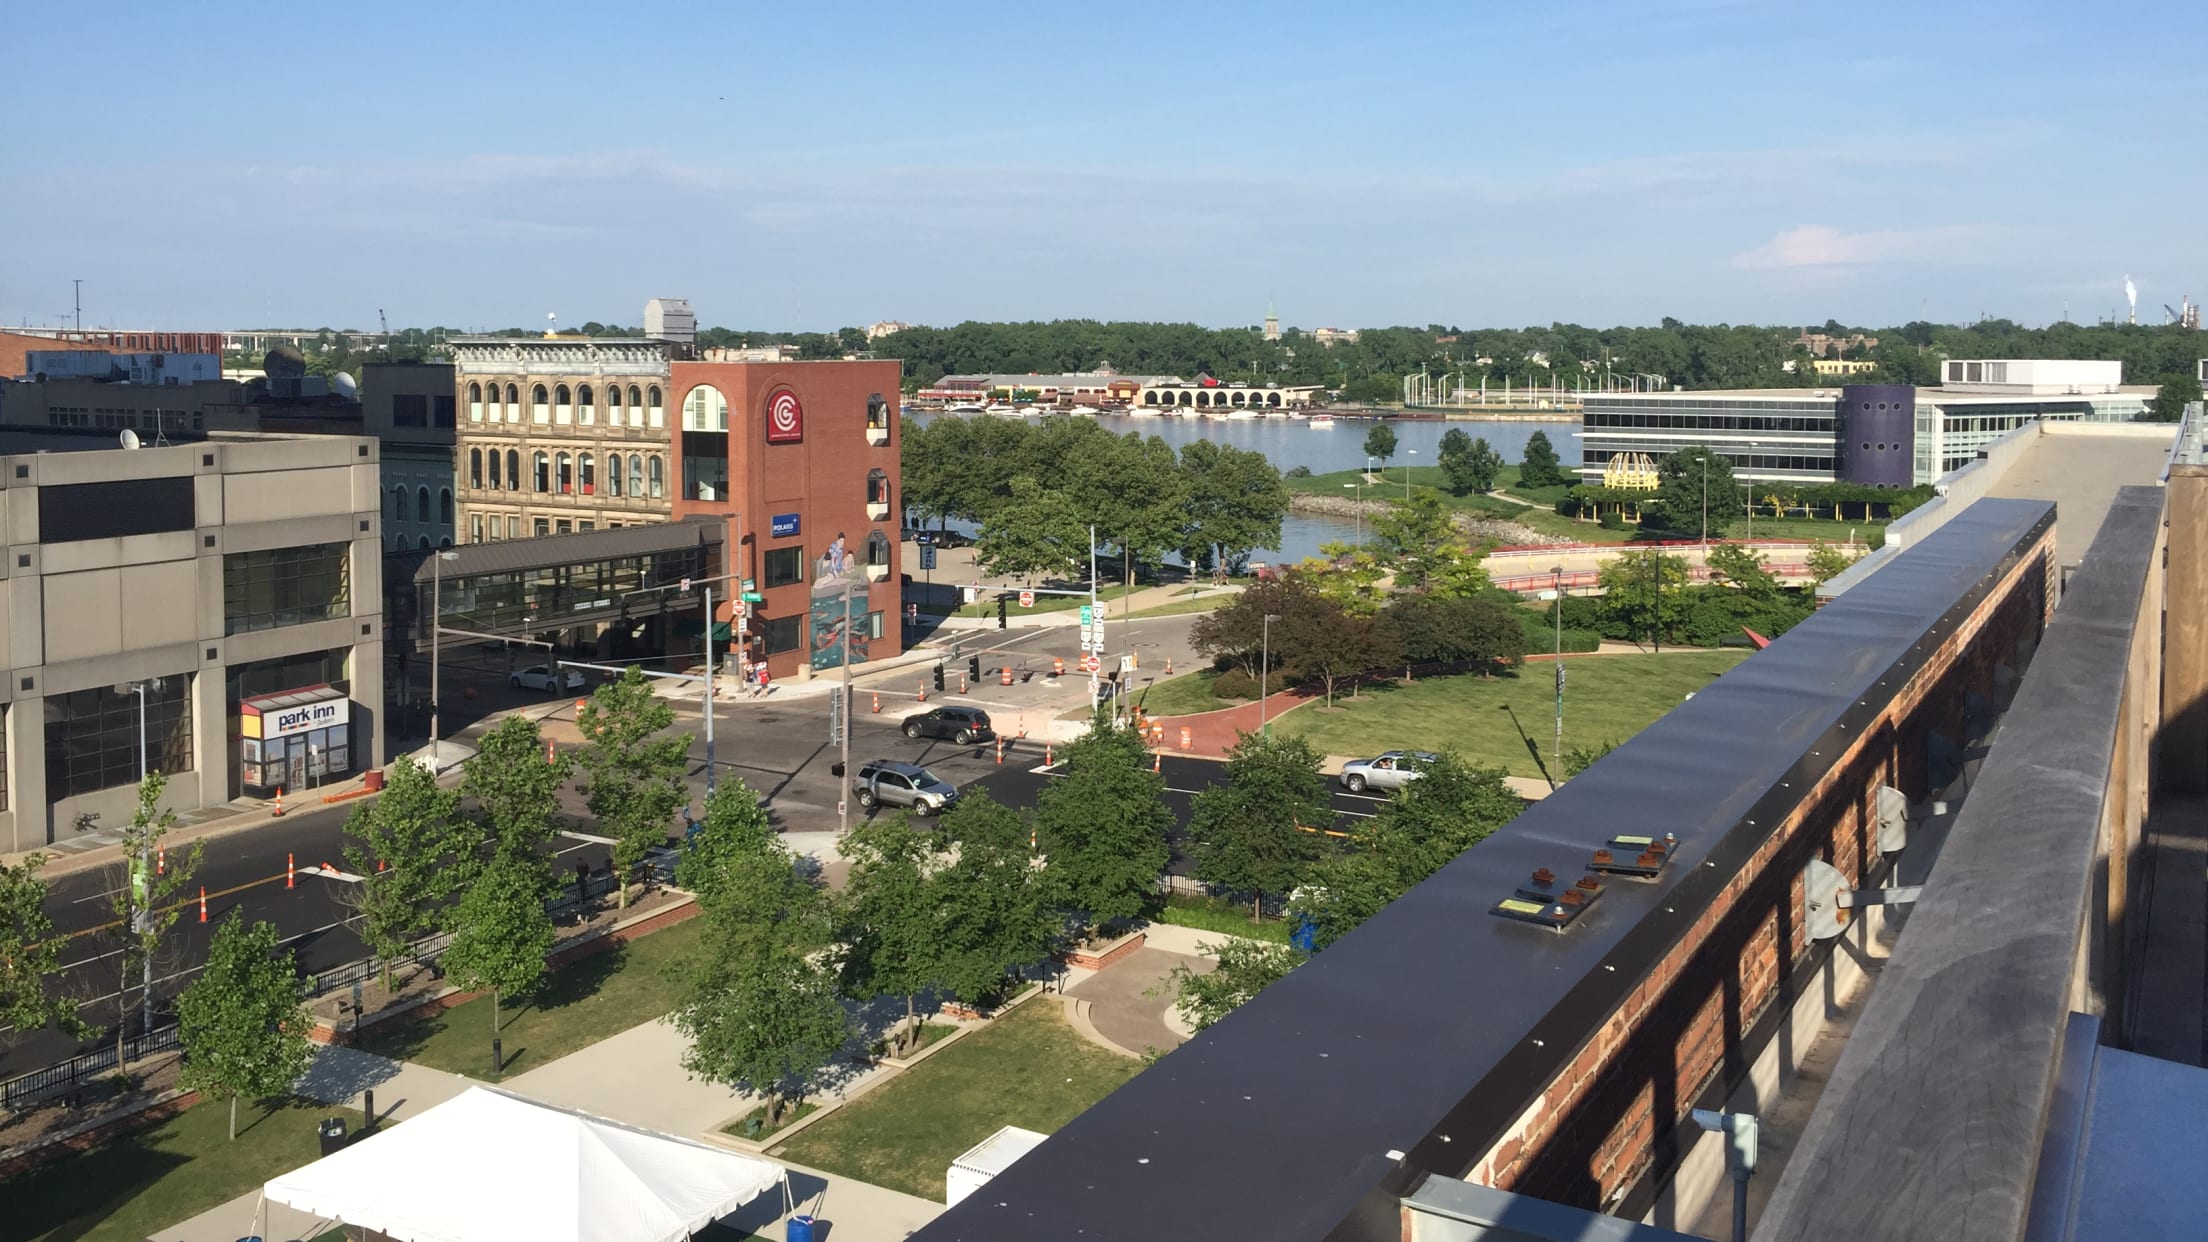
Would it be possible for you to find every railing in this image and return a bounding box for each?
[2,1024,181,1112]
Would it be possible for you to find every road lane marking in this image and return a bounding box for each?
[560,831,620,846]
[303,865,364,883]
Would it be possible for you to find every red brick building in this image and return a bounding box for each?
[670,359,902,679]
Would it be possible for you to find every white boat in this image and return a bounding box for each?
[1263,408,1289,419]
[1308,414,1337,429]
[1067,404,1101,416]
[945,402,987,414]
[1128,406,1161,418]
[986,404,1025,417]
[1016,405,1045,416]
[1227,408,1261,420]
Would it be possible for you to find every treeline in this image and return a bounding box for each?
[900,416,1289,575]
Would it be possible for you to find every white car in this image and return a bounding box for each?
[511,665,586,693]
[1338,750,1440,793]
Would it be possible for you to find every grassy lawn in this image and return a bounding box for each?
[773,1000,1142,1201]
[1276,650,1749,780]
[1151,891,1290,943]
[357,916,702,1080]
[4,1095,339,1242]
[1131,667,1240,716]
[922,582,1140,620]
[1126,592,1236,619]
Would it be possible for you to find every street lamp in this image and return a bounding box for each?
[429,550,459,773]
[1700,452,1710,556]
[1743,442,1759,541]
[1343,481,1362,547]
[117,677,163,1037]
[1403,448,1417,502]
[1259,613,1281,733]
[1539,572,1563,784]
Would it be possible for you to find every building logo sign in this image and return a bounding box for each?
[766,388,804,444]
[771,512,801,538]
[269,699,346,740]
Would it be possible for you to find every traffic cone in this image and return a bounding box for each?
[378,859,388,873]
[198,887,208,924]
[1000,664,1013,687]
[272,787,286,817]
[546,739,556,764]
[959,672,968,694]
[1017,714,1028,739]
[287,853,295,890]
[1152,750,1162,773]
[1165,656,1173,675]
[917,679,927,703]
[871,691,881,714]
[157,845,165,875]
[995,737,1004,765]
[1045,741,1054,765]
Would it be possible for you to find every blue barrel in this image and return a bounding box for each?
[1291,914,1317,952]
[787,1214,816,1242]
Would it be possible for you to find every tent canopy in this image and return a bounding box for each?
[264,1087,787,1242]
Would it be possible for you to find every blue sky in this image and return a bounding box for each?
[3,0,2202,333]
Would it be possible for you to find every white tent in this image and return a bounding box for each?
[263,1087,790,1242]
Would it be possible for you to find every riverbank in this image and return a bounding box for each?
[1285,492,1569,548]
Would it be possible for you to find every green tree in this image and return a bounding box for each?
[1281,595,1403,707]
[107,772,203,1065]
[1189,732,1332,919]
[1464,437,1504,493]
[1651,447,1743,537]
[0,854,79,1046]
[1296,543,1390,615]
[1177,440,1288,572]
[1371,494,1455,567]
[576,668,691,908]
[174,915,314,1140]
[1034,714,1172,939]
[1518,431,1567,488]
[1383,594,1526,676]
[1189,573,1332,681]
[2150,373,2200,422]
[676,941,849,1127]
[837,815,946,1055]
[340,757,470,988]
[975,475,1087,581]
[1362,422,1398,471]
[1806,539,1861,584]
[933,793,1058,1006]
[1342,374,1398,404]
[1704,543,1779,598]
[439,852,553,1070]
[1437,428,1473,494]
[1563,740,1621,779]
[673,779,800,929]
[1597,550,1692,647]
[1167,940,1306,1032]
[463,716,575,871]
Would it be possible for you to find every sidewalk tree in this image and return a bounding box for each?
[837,814,945,1055]
[463,715,575,870]
[674,778,781,916]
[1296,544,1389,616]
[1177,440,1289,572]
[1806,539,1862,584]
[935,792,1058,1007]
[1597,550,1692,646]
[1189,573,1329,682]
[1362,422,1397,471]
[439,851,554,1069]
[576,667,692,908]
[1705,543,1779,598]
[1652,446,1741,535]
[1518,431,1568,488]
[340,756,469,987]
[676,941,850,1128]
[975,475,1086,582]
[1281,598,1402,707]
[0,853,80,1047]
[1190,731,1332,919]
[1382,594,1526,677]
[174,915,314,1140]
[1437,428,1475,495]
[1034,713,1172,941]
[107,772,202,1064]
[1168,940,1306,1033]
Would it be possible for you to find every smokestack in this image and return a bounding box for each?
[2124,277,2137,326]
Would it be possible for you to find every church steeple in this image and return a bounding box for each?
[1262,302,1280,342]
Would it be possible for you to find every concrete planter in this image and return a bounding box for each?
[1062,930,1146,971]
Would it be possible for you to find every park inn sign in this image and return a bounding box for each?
[268,698,346,740]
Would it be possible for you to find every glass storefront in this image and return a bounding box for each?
[239,685,354,795]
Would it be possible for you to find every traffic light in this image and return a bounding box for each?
[997,598,1008,629]
[968,655,981,682]
[933,663,946,691]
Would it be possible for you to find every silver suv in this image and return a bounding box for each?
[1338,750,1440,793]
[852,760,960,816]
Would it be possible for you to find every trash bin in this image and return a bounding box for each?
[786,1214,816,1242]
[1290,913,1317,953]
[317,1117,347,1156]
[363,768,386,792]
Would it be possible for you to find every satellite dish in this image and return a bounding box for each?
[119,428,141,450]
[332,372,359,399]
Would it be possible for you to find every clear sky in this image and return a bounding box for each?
[3,0,2201,333]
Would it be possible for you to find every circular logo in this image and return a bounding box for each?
[766,389,803,442]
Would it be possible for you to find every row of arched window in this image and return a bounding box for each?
[466,381,665,428]
[467,448,663,499]
[391,486,455,525]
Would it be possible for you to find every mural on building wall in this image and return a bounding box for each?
[809,534,868,670]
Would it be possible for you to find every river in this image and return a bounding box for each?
[911,410,1582,564]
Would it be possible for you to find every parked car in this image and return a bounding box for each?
[902,706,995,744]
[511,665,586,693]
[1338,750,1440,793]
[852,760,960,815]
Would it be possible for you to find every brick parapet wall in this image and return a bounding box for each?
[1473,529,2055,1207]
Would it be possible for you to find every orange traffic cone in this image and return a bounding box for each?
[1000,664,1013,686]
[198,886,208,924]
[1017,714,1028,739]
[1045,741,1054,765]
[1180,726,1193,751]
[995,737,1005,765]
[546,739,556,764]
[871,691,881,714]
[917,679,928,703]
[287,853,295,890]
[1152,750,1162,773]
[272,787,286,817]
[959,672,968,694]
[1165,656,1173,675]
[378,859,388,873]
[157,845,165,875]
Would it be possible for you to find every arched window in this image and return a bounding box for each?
[627,385,643,420]
[607,454,623,497]
[468,382,483,422]
[416,486,431,523]
[439,535,453,549]
[469,448,483,488]
[866,468,889,508]
[682,384,729,431]
[533,451,550,493]
[439,489,453,524]
[647,455,664,498]
[506,450,520,491]
[418,536,432,551]
[556,452,572,494]
[392,486,408,521]
[487,449,502,488]
[646,385,664,428]
[578,383,595,425]
[865,530,891,567]
[392,533,409,553]
[607,385,624,425]
[505,384,520,420]
[531,384,549,423]
[579,453,596,495]
[629,454,644,497]
[554,383,572,424]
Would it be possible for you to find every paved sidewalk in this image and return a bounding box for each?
[1066,947,1211,1057]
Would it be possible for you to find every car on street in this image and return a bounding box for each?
[1338,750,1440,793]
[852,759,960,815]
[902,705,995,744]
[511,665,586,693]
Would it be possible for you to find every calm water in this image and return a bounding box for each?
[915,410,1581,564]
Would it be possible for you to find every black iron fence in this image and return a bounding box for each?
[2,1023,181,1112]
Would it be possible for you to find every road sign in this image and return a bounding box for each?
[1019,590,1036,608]
[828,687,845,745]
[680,577,691,592]
[919,544,937,570]
[740,578,755,592]
[1079,605,1094,625]
[962,586,978,605]
[741,592,763,603]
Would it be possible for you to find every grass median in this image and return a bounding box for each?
[772,1000,1141,1201]
[356,914,702,1080]
[1276,650,1748,780]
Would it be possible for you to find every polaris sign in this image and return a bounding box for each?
[268,699,346,739]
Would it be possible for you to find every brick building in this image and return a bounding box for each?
[669,358,902,679]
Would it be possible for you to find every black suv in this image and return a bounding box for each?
[902,706,995,744]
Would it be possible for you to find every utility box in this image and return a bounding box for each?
[947,1126,1048,1207]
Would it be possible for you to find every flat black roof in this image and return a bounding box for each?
[912,498,2057,1242]
[390,518,722,588]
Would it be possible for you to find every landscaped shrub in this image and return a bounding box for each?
[1518,611,1600,653]
[1210,668,1286,701]
[1599,510,1627,530]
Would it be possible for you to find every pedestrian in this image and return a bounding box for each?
[574,860,590,904]
[755,663,771,698]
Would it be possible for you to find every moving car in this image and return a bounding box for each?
[1338,750,1440,793]
[852,760,960,815]
[902,706,995,744]
[510,665,586,693]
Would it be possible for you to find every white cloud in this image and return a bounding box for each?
[1731,224,1990,269]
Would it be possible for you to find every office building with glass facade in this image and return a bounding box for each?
[0,429,385,850]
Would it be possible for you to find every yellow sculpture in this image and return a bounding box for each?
[1601,451,1659,490]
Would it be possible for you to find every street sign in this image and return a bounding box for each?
[919,544,937,570]
[741,592,764,603]
[1079,605,1094,625]
[962,586,979,605]
[680,578,691,592]
[740,578,755,592]
[828,688,845,745]
[1019,590,1036,608]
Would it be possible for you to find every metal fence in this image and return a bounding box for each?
[2,1023,181,1112]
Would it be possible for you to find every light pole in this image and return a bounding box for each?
[1403,448,1417,502]
[837,576,858,836]
[1700,453,1710,556]
[1259,613,1280,733]
[118,677,163,1037]
[429,550,459,773]
[1343,482,1361,547]
[1540,571,1563,784]
[1743,442,1759,541]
